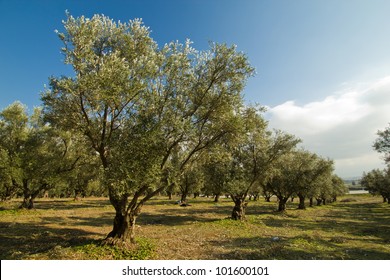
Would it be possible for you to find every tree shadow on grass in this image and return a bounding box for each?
[0,221,101,259]
[211,234,390,260]
[33,199,111,210]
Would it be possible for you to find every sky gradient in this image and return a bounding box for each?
[1,0,390,178]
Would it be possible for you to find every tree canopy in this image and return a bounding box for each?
[373,123,390,164]
[41,13,254,244]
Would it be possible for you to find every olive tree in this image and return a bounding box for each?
[329,175,347,202]
[373,123,390,164]
[361,168,390,203]
[42,13,254,245]
[295,152,334,210]
[0,102,28,201]
[203,148,232,203]
[0,102,82,208]
[209,106,300,220]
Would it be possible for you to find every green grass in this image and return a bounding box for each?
[0,195,389,260]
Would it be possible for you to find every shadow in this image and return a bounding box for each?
[0,221,102,259]
[139,212,220,226]
[43,214,114,228]
[257,201,390,245]
[212,234,390,260]
[33,199,111,210]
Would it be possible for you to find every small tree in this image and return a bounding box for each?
[361,168,390,203]
[295,152,334,210]
[330,175,347,202]
[0,102,29,201]
[373,123,390,164]
[266,152,298,212]
[0,103,82,208]
[222,107,300,220]
[178,161,204,204]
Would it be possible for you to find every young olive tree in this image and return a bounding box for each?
[0,102,28,201]
[42,14,254,245]
[361,168,390,203]
[0,102,82,208]
[213,107,300,220]
[203,148,232,203]
[294,151,334,210]
[329,174,348,202]
[266,150,309,212]
[373,123,390,164]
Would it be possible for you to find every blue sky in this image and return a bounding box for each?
[1,0,390,177]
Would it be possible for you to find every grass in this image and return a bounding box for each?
[0,195,389,260]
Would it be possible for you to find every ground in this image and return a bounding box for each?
[0,194,389,260]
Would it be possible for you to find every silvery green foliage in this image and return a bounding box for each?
[0,102,84,205]
[42,13,254,214]
[267,149,333,200]
[0,102,28,200]
[373,123,390,164]
[361,168,390,201]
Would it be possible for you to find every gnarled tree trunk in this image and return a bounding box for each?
[263,190,272,202]
[106,210,138,244]
[104,184,165,246]
[180,192,188,204]
[297,193,306,210]
[105,190,132,243]
[231,196,247,221]
[277,197,288,212]
[20,195,35,209]
[19,180,41,209]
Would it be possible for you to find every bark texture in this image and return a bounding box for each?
[231,198,247,220]
[277,197,288,212]
[297,193,306,210]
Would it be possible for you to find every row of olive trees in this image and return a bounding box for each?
[1,13,345,245]
[179,110,346,220]
[361,168,390,203]
[0,102,103,207]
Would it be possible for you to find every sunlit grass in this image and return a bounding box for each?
[0,194,389,259]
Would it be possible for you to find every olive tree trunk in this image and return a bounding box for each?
[297,193,306,210]
[20,196,35,209]
[231,196,247,221]
[277,197,289,212]
[104,185,164,246]
[180,192,188,203]
[19,180,42,209]
[106,210,138,244]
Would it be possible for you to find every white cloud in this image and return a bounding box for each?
[265,76,390,178]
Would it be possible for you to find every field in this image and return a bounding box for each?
[0,194,389,260]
